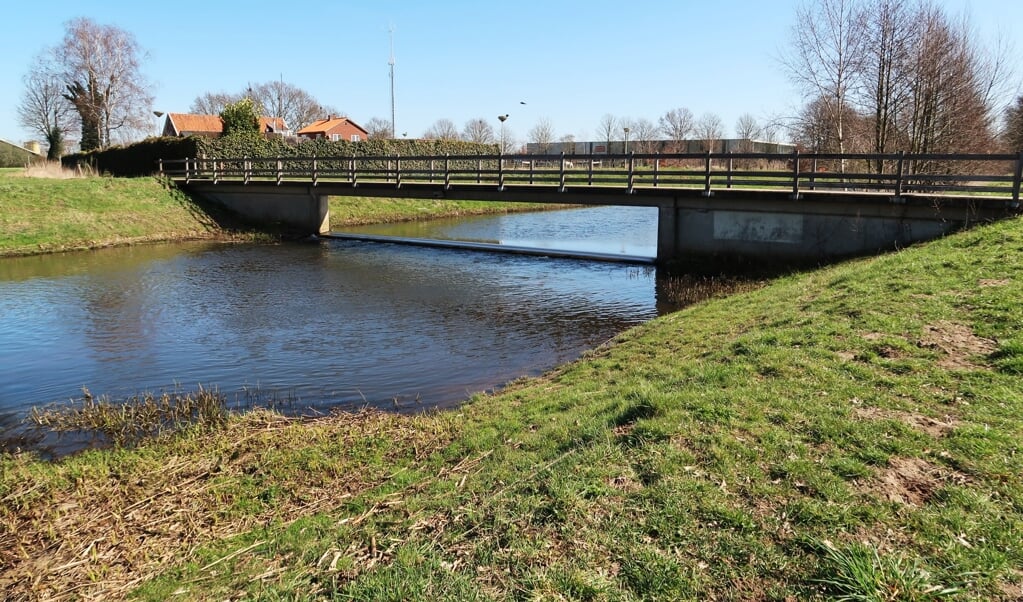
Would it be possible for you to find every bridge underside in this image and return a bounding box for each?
[180,180,1018,269]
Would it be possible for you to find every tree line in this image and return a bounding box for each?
[783,0,1018,173]
[16,5,1023,161]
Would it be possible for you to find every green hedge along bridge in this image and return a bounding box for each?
[162,151,1023,267]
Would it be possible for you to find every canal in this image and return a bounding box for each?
[0,206,666,451]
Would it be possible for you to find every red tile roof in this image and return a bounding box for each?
[165,113,289,136]
[296,116,366,136]
[168,113,223,134]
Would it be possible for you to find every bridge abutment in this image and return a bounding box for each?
[654,194,984,269]
[190,185,330,235]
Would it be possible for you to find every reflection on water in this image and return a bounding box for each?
[339,205,659,258]
[1,212,667,448]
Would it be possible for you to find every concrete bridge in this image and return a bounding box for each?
[162,151,1022,267]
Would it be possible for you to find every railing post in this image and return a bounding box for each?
[894,151,905,201]
[703,150,712,197]
[791,150,800,199]
[810,156,818,190]
[430,159,435,184]
[351,154,358,187]
[184,158,191,183]
[311,156,318,186]
[529,158,535,185]
[653,153,660,188]
[588,156,594,186]
[244,156,251,184]
[627,151,635,193]
[498,151,505,191]
[477,158,482,184]
[157,158,164,176]
[1012,151,1023,208]
[559,152,567,192]
[276,156,282,185]
[444,154,451,190]
[396,154,402,188]
[212,157,218,184]
[726,152,733,189]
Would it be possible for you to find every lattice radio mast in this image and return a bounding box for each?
[388,25,396,138]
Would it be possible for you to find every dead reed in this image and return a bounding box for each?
[659,273,765,306]
[27,385,228,447]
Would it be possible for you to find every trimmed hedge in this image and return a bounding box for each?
[60,136,499,178]
[62,137,201,177]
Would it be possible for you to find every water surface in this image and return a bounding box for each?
[3,241,664,427]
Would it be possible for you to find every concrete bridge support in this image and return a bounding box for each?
[193,185,330,235]
[656,194,990,268]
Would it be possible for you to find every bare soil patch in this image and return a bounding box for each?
[919,321,997,370]
[978,278,1010,287]
[853,406,959,438]
[869,456,965,507]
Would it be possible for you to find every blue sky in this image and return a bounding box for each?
[1,0,1020,146]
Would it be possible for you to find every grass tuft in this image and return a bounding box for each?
[816,541,961,601]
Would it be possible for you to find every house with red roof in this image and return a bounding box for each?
[161,114,289,138]
[296,116,369,142]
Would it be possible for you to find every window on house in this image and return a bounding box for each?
[331,134,340,142]
[351,134,361,142]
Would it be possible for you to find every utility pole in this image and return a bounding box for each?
[388,25,396,138]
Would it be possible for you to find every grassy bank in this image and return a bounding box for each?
[0,167,554,257]
[0,168,237,256]
[2,210,1021,599]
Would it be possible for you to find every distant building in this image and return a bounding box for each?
[525,139,796,155]
[0,138,44,166]
[296,116,369,142]
[161,113,289,138]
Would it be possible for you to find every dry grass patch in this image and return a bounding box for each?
[0,409,454,601]
[919,321,997,370]
[20,162,91,180]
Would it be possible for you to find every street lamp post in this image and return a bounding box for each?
[623,126,631,154]
[498,114,509,166]
[498,114,509,153]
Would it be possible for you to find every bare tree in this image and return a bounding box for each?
[628,118,659,154]
[248,81,337,133]
[734,113,762,153]
[735,113,761,141]
[423,118,460,140]
[858,0,915,170]
[18,52,78,158]
[659,107,694,151]
[903,6,1003,158]
[56,17,154,150]
[694,113,725,152]
[1006,96,1023,151]
[363,117,394,139]
[528,117,555,153]
[596,114,619,153]
[559,134,577,154]
[463,118,495,144]
[783,0,867,169]
[190,92,243,116]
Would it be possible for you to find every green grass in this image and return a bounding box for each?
[3,176,1023,599]
[0,170,232,256]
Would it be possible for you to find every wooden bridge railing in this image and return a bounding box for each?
[159,151,1023,205]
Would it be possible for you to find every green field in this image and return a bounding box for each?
[3,203,1021,599]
